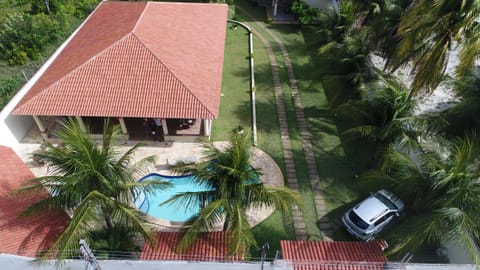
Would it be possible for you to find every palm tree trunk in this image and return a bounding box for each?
[223,219,229,231]
[105,215,113,231]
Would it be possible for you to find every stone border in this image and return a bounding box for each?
[146,142,284,231]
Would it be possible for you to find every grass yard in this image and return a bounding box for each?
[213,7,294,259]
[233,0,324,240]
[230,0,377,240]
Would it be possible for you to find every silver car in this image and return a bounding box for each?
[342,189,405,241]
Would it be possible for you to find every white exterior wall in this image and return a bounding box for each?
[0,255,280,270]
[445,239,477,264]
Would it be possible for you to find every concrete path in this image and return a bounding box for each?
[235,6,333,239]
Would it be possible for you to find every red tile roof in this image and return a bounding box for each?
[0,146,69,257]
[14,1,228,119]
[280,240,387,270]
[140,231,244,261]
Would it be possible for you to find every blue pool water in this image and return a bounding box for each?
[135,173,212,222]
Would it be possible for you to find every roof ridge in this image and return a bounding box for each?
[14,34,138,114]
[132,2,148,33]
[131,32,216,118]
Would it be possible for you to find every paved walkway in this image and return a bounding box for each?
[235,7,333,239]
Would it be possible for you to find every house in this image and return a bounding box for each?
[0,146,69,257]
[279,240,388,270]
[141,231,244,261]
[2,1,228,144]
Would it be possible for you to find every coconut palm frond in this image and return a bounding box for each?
[356,169,397,193]
[125,178,172,195]
[342,125,379,140]
[176,199,225,253]
[161,190,215,212]
[110,201,154,245]
[386,211,445,256]
[228,206,255,255]
[50,194,99,260]
[318,41,341,55]
[171,128,298,253]
[245,184,300,212]
[417,149,444,173]
[15,117,159,261]
[410,34,450,93]
[451,133,480,174]
[456,31,480,77]
[333,99,372,122]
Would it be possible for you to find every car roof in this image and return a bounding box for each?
[352,195,389,224]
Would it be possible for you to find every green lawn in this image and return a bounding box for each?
[229,0,376,239]
[233,0,324,240]
[215,0,369,252]
[212,8,294,259]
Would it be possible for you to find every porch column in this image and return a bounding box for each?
[75,116,86,132]
[33,115,48,139]
[118,117,128,134]
[203,119,212,137]
[161,119,168,135]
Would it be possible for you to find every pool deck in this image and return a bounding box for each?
[13,140,284,231]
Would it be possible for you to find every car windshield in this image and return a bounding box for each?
[348,211,369,230]
[374,193,398,210]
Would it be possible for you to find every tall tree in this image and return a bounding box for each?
[384,0,480,95]
[338,74,446,155]
[164,129,299,255]
[362,133,480,263]
[17,118,171,259]
[442,68,480,137]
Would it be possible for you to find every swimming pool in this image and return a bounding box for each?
[135,173,212,222]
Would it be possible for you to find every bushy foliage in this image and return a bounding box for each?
[90,226,141,259]
[0,12,61,65]
[0,0,101,65]
[291,0,318,25]
[0,76,22,107]
[75,0,101,19]
[0,77,22,96]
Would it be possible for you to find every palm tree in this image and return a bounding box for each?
[384,0,480,95]
[361,133,480,263]
[443,67,480,137]
[17,117,171,259]
[164,129,299,255]
[338,75,445,155]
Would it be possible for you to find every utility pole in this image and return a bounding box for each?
[79,239,101,270]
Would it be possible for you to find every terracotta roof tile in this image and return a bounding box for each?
[14,1,227,119]
[0,146,69,257]
[280,240,387,270]
[141,232,244,261]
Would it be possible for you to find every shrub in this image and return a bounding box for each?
[6,47,29,65]
[0,77,22,96]
[90,226,141,259]
[0,12,62,65]
[291,0,318,25]
[75,0,101,19]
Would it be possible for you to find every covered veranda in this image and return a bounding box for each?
[27,115,213,142]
